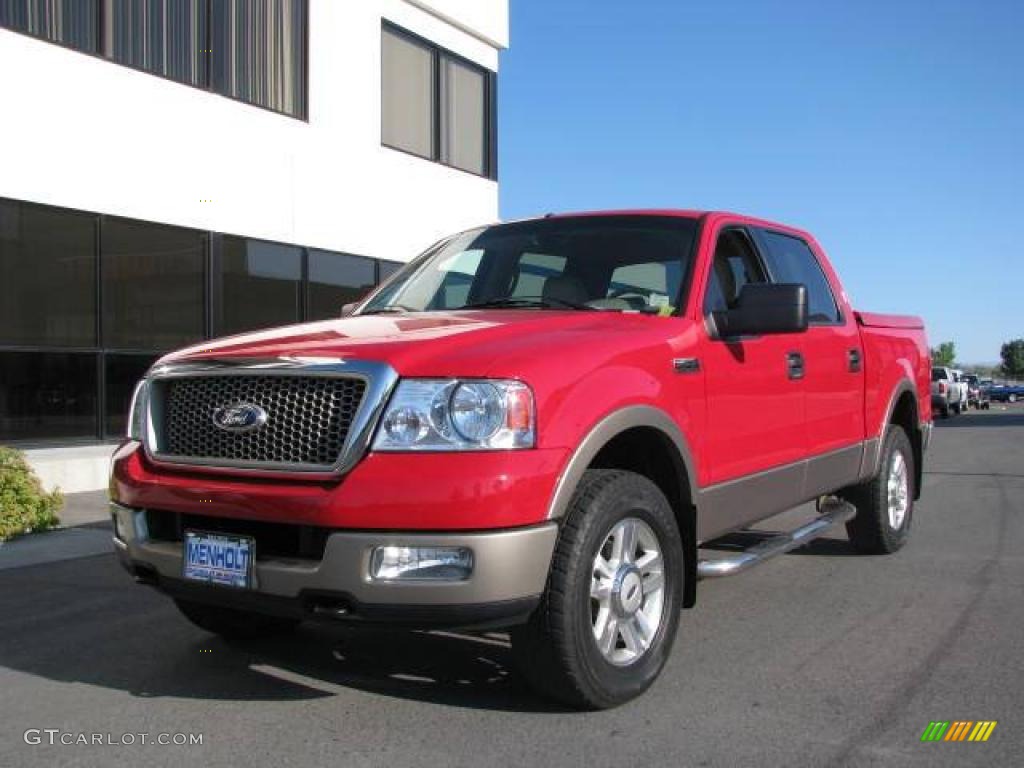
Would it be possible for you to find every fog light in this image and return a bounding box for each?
[370,546,473,581]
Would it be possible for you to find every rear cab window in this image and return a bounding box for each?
[607,261,682,313]
[511,252,569,298]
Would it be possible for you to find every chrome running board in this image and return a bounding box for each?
[697,498,857,579]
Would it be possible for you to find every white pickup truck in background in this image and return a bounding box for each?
[931,366,965,417]
[952,369,971,412]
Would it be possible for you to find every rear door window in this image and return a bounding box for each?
[757,230,841,324]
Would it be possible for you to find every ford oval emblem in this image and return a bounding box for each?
[212,403,268,433]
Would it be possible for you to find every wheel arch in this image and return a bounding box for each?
[546,405,699,608]
[873,380,925,500]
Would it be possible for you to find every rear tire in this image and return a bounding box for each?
[174,598,299,640]
[511,469,684,709]
[840,426,915,554]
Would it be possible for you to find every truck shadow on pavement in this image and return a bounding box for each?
[0,553,568,712]
[240,624,572,712]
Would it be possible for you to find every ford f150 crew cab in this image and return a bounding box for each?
[111,211,932,709]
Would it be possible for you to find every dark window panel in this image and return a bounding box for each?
[102,217,206,350]
[441,55,486,175]
[104,0,209,87]
[307,250,375,321]
[758,230,841,324]
[104,352,158,437]
[0,351,98,440]
[220,237,301,335]
[487,71,497,180]
[377,259,403,281]
[0,199,97,347]
[0,0,98,51]
[211,0,308,118]
[381,26,434,158]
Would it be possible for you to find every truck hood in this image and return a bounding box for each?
[160,310,693,378]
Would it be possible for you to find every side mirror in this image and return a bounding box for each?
[340,302,358,317]
[713,283,808,338]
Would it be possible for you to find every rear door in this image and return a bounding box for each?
[753,228,865,493]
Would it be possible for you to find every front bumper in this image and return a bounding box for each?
[111,501,558,629]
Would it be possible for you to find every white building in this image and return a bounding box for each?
[0,0,508,491]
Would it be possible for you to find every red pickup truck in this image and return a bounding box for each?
[110,210,931,708]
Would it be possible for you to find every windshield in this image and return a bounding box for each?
[359,216,698,316]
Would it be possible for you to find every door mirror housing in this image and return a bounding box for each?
[712,283,808,338]
[340,302,358,317]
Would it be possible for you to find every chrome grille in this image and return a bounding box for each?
[159,375,366,468]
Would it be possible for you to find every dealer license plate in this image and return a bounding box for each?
[183,530,253,589]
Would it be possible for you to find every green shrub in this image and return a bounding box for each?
[0,446,63,541]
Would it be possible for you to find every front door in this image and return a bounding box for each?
[697,224,807,538]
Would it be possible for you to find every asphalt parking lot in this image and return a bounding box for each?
[2,406,1022,767]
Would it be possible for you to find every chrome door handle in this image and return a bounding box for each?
[787,351,805,380]
[848,348,862,373]
[672,357,701,374]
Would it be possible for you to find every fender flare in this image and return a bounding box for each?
[545,404,698,521]
[863,378,921,481]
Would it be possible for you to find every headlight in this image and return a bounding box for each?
[126,378,150,441]
[372,379,535,451]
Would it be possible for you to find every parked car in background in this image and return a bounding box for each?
[931,366,960,417]
[951,370,970,412]
[990,383,1024,403]
[963,374,989,410]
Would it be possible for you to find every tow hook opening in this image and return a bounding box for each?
[308,596,352,619]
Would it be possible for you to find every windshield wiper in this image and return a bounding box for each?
[456,296,597,311]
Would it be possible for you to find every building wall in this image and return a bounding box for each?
[0,0,508,486]
[0,0,506,265]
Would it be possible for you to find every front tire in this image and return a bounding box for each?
[511,469,684,709]
[174,598,299,640]
[841,426,915,554]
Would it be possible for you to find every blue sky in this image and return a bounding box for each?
[498,0,1023,364]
